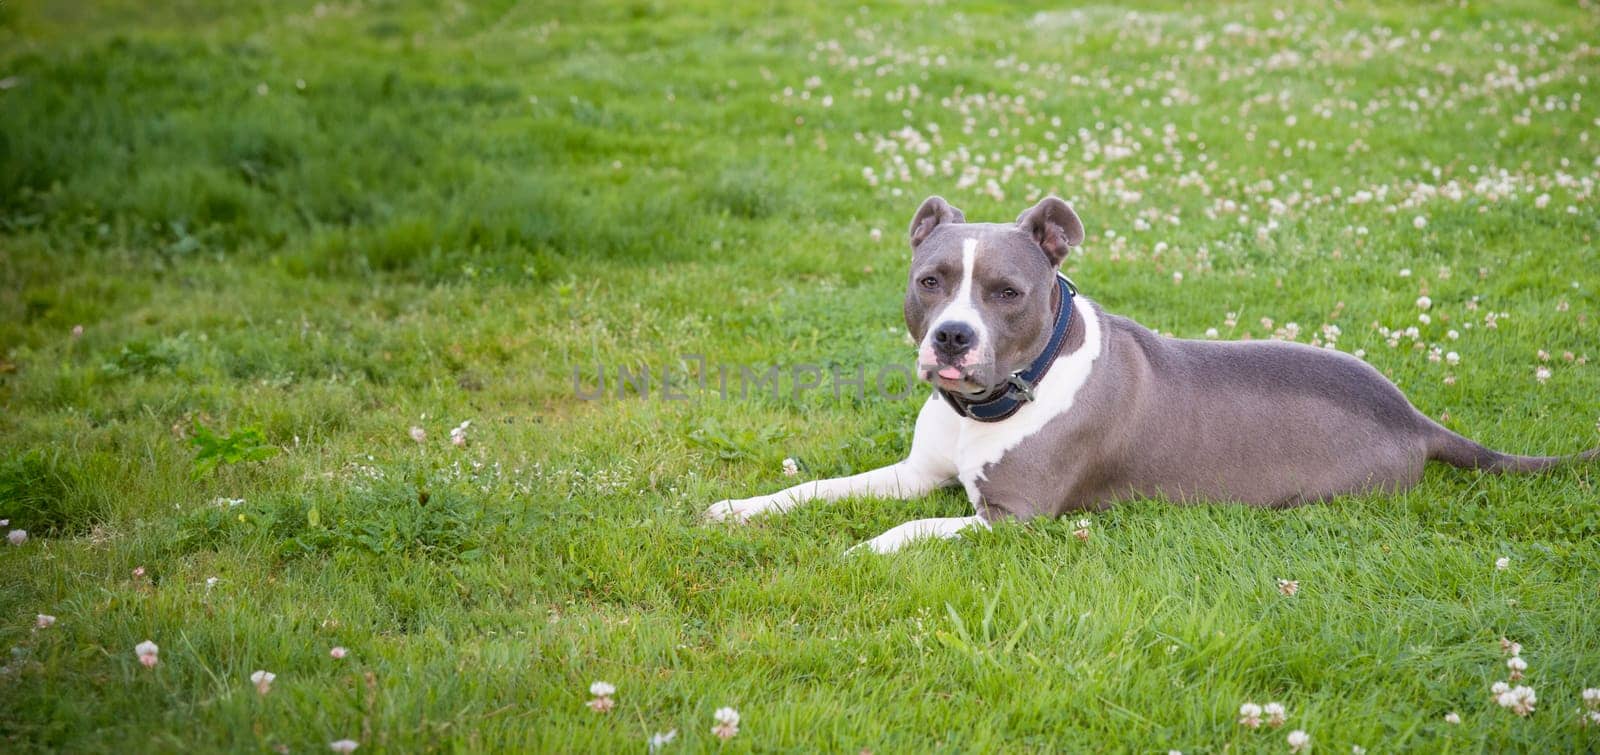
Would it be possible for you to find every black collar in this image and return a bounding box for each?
[936,274,1077,423]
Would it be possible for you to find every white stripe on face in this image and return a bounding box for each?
[925,237,989,367]
[955,238,978,311]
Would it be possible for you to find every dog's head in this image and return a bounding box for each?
[903,195,1084,396]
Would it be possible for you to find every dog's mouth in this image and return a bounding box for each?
[920,363,990,395]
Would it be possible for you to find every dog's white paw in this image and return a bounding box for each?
[846,521,927,555]
[845,516,987,556]
[845,530,909,556]
[704,497,780,523]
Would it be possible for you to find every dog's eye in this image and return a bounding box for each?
[996,287,1020,300]
[918,276,939,290]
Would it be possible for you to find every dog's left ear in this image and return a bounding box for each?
[1016,196,1084,267]
[909,195,965,249]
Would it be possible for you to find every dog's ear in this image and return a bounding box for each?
[908,195,964,249]
[1015,196,1084,267]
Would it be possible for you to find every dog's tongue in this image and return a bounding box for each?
[937,366,963,380]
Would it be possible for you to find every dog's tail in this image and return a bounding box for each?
[1427,423,1600,473]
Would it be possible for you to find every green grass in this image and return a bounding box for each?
[3,0,1600,751]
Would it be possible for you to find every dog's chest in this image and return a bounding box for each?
[939,298,1106,511]
[953,423,1032,504]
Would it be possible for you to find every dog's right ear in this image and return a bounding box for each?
[1015,196,1084,267]
[908,195,965,249]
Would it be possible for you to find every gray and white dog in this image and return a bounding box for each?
[707,195,1596,553]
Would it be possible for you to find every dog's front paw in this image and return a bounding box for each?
[703,497,780,524]
[845,517,983,555]
[845,530,908,556]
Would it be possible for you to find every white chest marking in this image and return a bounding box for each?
[950,296,1105,505]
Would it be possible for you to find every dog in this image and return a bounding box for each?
[706,195,1597,554]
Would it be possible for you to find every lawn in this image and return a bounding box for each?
[2,0,1599,751]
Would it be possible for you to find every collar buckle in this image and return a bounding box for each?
[1005,372,1036,403]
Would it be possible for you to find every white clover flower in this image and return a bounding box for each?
[329,740,359,753]
[1445,351,1460,365]
[409,426,426,444]
[136,640,160,668]
[1416,295,1432,310]
[330,646,348,659]
[1413,215,1428,229]
[648,729,678,753]
[1444,712,1461,724]
[7,529,27,546]
[1510,687,1536,716]
[782,458,799,477]
[450,421,471,448]
[1535,367,1552,383]
[1287,729,1310,753]
[1497,685,1536,716]
[1264,702,1287,727]
[1277,579,1299,597]
[587,681,616,713]
[1583,687,1600,708]
[1495,556,1510,570]
[36,614,56,629]
[251,670,276,695]
[712,707,740,740]
[205,577,220,591]
[1508,656,1528,680]
[1239,702,1263,728]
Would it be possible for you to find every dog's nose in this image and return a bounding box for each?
[932,322,976,356]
